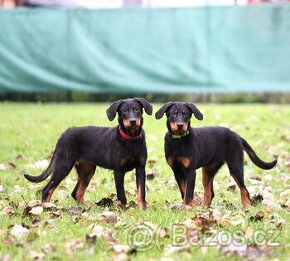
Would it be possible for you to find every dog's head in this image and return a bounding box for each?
[155,102,203,135]
[106,98,152,135]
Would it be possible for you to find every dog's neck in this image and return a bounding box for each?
[118,117,143,141]
[167,120,191,139]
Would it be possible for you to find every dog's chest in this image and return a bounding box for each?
[118,143,146,171]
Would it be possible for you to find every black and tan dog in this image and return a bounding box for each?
[24,98,152,210]
[155,102,277,208]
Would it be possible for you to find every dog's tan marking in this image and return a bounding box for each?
[240,188,252,208]
[170,122,189,133]
[177,157,191,168]
[179,179,186,197]
[45,187,56,202]
[74,161,95,203]
[123,117,141,127]
[231,175,251,208]
[167,157,175,168]
[136,181,147,210]
[202,167,213,206]
[139,156,146,166]
[183,198,193,208]
[120,158,130,166]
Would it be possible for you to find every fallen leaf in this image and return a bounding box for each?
[29,206,43,216]
[251,192,263,205]
[0,255,10,261]
[194,212,216,232]
[42,243,57,254]
[212,208,222,221]
[269,214,286,228]
[42,202,57,210]
[219,240,247,256]
[249,211,264,222]
[26,160,49,170]
[1,206,14,216]
[113,253,129,261]
[7,162,17,169]
[68,206,85,216]
[248,178,262,185]
[10,224,29,238]
[244,226,255,241]
[280,189,290,203]
[159,227,170,239]
[98,211,117,224]
[227,183,236,192]
[96,198,114,208]
[0,163,6,171]
[23,201,42,217]
[164,245,191,255]
[112,244,136,255]
[31,217,41,227]
[66,240,84,252]
[3,236,16,245]
[16,154,24,160]
[29,251,45,260]
[146,173,155,180]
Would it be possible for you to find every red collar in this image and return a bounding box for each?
[118,127,142,141]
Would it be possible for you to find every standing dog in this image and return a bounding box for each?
[24,98,152,210]
[155,102,277,208]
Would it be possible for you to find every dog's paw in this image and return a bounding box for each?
[137,200,147,210]
[183,204,193,211]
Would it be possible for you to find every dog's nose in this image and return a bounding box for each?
[177,123,184,129]
[130,119,137,125]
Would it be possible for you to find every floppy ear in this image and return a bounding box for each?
[106,100,123,121]
[155,102,174,119]
[134,97,153,115]
[185,103,203,120]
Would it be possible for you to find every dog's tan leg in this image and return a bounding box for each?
[202,167,213,206]
[72,161,96,203]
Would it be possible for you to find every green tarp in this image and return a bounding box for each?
[0,5,290,93]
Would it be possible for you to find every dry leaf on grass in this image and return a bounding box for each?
[98,211,117,224]
[112,244,133,254]
[86,224,117,246]
[10,224,29,238]
[1,206,15,216]
[249,211,265,222]
[66,240,84,256]
[219,240,247,256]
[146,173,155,180]
[29,251,45,260]
[7,162,17,169]
[164,244,191,255]
[0,255,10,261]
[113,253,129,261]
[29,206,43,216]
[96,198,114,208]
[23,201,43,217]
[3,236,16,245]
[26,160,49,170]
[194,212,217,232]
[0,163,6,171]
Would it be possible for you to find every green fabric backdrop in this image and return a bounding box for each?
[0,5,289,93]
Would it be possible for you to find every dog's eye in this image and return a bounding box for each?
[182,110,187,116]
[123,107,128,112]
[173,110,178,116]
[133,106,139,112]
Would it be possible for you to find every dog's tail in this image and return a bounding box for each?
[24,152,56,183]
[241,137,278,170]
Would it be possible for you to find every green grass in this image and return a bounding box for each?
[0,102,289,260]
